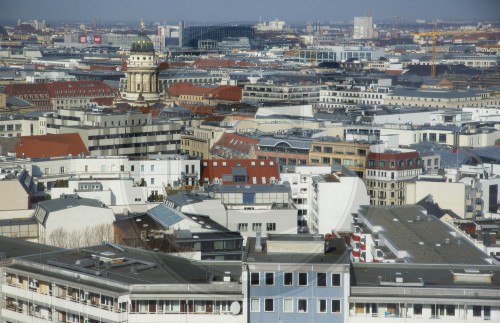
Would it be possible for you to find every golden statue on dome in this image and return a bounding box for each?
[140,18,144,29]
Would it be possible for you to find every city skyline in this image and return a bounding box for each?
[1,0,499,25]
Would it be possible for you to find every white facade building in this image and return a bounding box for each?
[353,16,374,39]
[281,165,369,234]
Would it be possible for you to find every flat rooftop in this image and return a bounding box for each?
[358,205,490,265]
[1,238,242,293]
[245,235,350,265]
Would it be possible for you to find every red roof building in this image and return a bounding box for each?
[365,149,422,206]
[15,133,90,158]
[192,59,256,69]
[5,81,116,111]
[201,159,280,185]
[210,133,259,159]
[168,82,242,109]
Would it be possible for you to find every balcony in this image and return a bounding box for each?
[2,285,122,321]
[181,171,198,178]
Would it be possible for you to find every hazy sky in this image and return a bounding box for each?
[1,0,498,25]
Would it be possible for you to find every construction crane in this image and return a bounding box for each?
[410,29,469,77]
[410,31,439,77]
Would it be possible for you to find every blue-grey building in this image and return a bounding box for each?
[243,234,350,323]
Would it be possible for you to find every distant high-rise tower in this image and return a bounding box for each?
[353,16,374,39]
[117,19,160,106]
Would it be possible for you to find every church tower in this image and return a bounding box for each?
[118,19,160,106]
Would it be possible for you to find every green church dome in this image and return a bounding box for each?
[131,19,154,53]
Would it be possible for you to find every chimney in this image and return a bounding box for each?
[255,231,262,252]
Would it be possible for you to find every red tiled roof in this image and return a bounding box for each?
[45,80,115,98]
[201,159,280,185]
[15,133,90,158]
[180,104,214,115]
[210,133,259,158]
[89,65,117,71]
[5,81,116,100]
[192,59,256,69]
[367,150,421,170]
[168,82,242,102]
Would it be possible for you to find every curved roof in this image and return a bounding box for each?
[258,137,312,150]
[131,29,154,53]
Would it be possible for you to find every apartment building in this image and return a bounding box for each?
[243,234,350,323]
[0,241,245,322]
[308,138,376,177]
[364,149,422,205]
[257,136,312,166]
[181,125,225,160]
[242,81,328,104]
[166,183,297,239]
[350,205,491,264]
[349,263,500,322]
[319,84,391,110]
[385,88,499,108]
[280,165,369,234]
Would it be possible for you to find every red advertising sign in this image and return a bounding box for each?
[94,35,102,44]
[79,35,87,43]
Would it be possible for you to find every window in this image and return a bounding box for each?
[265,272,274,286]
[238,223,248,232]
[414,304,423,316]
[131,165,135,171]
[317,273,326,287]
[472,305,481,317]
[298,273,307,286]
[140,165,145,172]
[284,272,293,286]
[252,223,262,231]
[250,298,260,312]
[298,299,307,313]
[283,299,293,313]
[151,165,155,172]
[332,273,341,287]
[250,273,260,285]
[445,305,455,316]
[151,178,155,185]
[264,299,274,312]
[332,299,341,313]
[266,223,276,231]
[317,299,327,313]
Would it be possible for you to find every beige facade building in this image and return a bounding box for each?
[181,126,225,160]
[308,139,373,177]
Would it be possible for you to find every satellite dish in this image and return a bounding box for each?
[230,301,241,315]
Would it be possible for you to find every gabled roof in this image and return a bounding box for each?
[15,133,89,158]
[201,159,280,185]
[210,133,259,158]
[168,82,242,102]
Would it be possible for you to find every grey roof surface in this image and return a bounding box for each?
[147,204,185,228]
[390,88,487,99]
[206,183,291,194]
[39,195,104,213]
[258,136,312,150]
[244,235,350,265]
[352,263,500,290]
[0,236,63,259]
[437,146,500,169]
[7,96,33,107]
[166,192,207,207]
[6,243,242,291]
[358,205,489,264]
